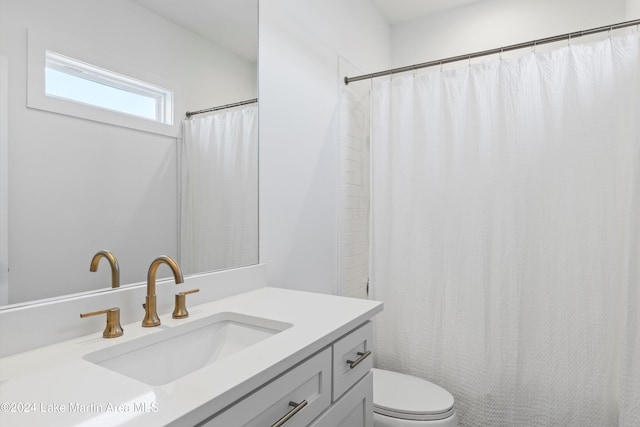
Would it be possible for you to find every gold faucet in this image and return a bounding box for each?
[90,250,120,288]
[172,288,200,319]
[80,307,124,338]
[142,256,184,327]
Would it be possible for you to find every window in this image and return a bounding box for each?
[27,28,179,136]
[44,51,173,125]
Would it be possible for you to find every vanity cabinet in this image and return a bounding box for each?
[200,321,373,427]
[0,286,383,427]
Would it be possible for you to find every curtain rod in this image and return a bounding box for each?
[344,18,640,85]
[185,98,258,118]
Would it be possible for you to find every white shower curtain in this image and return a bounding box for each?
[370,34,640,426]
[180,105,258,275]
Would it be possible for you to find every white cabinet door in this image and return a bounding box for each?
[332,321,373,401]
[202,348,332,427]
[310,372,373,427]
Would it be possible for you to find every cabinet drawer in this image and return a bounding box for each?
[203,348,332,427]
[332,321,373,401]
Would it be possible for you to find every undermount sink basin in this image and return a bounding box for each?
[83,312,292,386]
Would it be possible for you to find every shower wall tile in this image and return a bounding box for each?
[338,57,370,300]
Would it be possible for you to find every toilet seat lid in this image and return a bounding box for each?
[372,368,455,421]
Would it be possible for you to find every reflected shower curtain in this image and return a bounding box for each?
[180,105,258,275]
[370,34,640,426]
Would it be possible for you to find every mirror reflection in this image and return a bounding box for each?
[0,0,258,307]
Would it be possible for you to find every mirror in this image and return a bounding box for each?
[0,0,258,307]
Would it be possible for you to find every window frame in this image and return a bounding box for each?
[45,50,173,124]
[27,29,181,137]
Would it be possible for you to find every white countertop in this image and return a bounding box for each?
[0,287,382,426]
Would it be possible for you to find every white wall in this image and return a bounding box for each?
[0,56,8,305]
[628,0,640,18]
[391,0,628,68]
[259,0,390,294]
[0,0,257,303]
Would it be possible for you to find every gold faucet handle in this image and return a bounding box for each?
[80,307,124,338]
[172,289,200,319]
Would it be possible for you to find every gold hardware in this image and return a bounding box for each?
[80,307,123,338]
[90,250,120,288]
[346,351,371,369]
[271,400,308,427]
[172,289,200,319]
[142,256,184,327]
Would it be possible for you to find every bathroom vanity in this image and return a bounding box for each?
[0,286,382,426]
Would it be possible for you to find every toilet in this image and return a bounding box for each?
[372,368,458,427]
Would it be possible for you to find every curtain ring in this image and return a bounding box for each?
[609,25,613,39]
[499,47,504,60]
[440,61,443,72]
[532,42,536,54]
[468,55,471,67]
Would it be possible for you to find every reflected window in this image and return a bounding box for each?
[44,51,173,124]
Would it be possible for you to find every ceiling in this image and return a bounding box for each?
[371,0,482,24]
[131,0,258,62]
[131,0,480,63]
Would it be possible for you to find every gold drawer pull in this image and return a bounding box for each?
[346,351,371,369]
[271,400,308,427]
